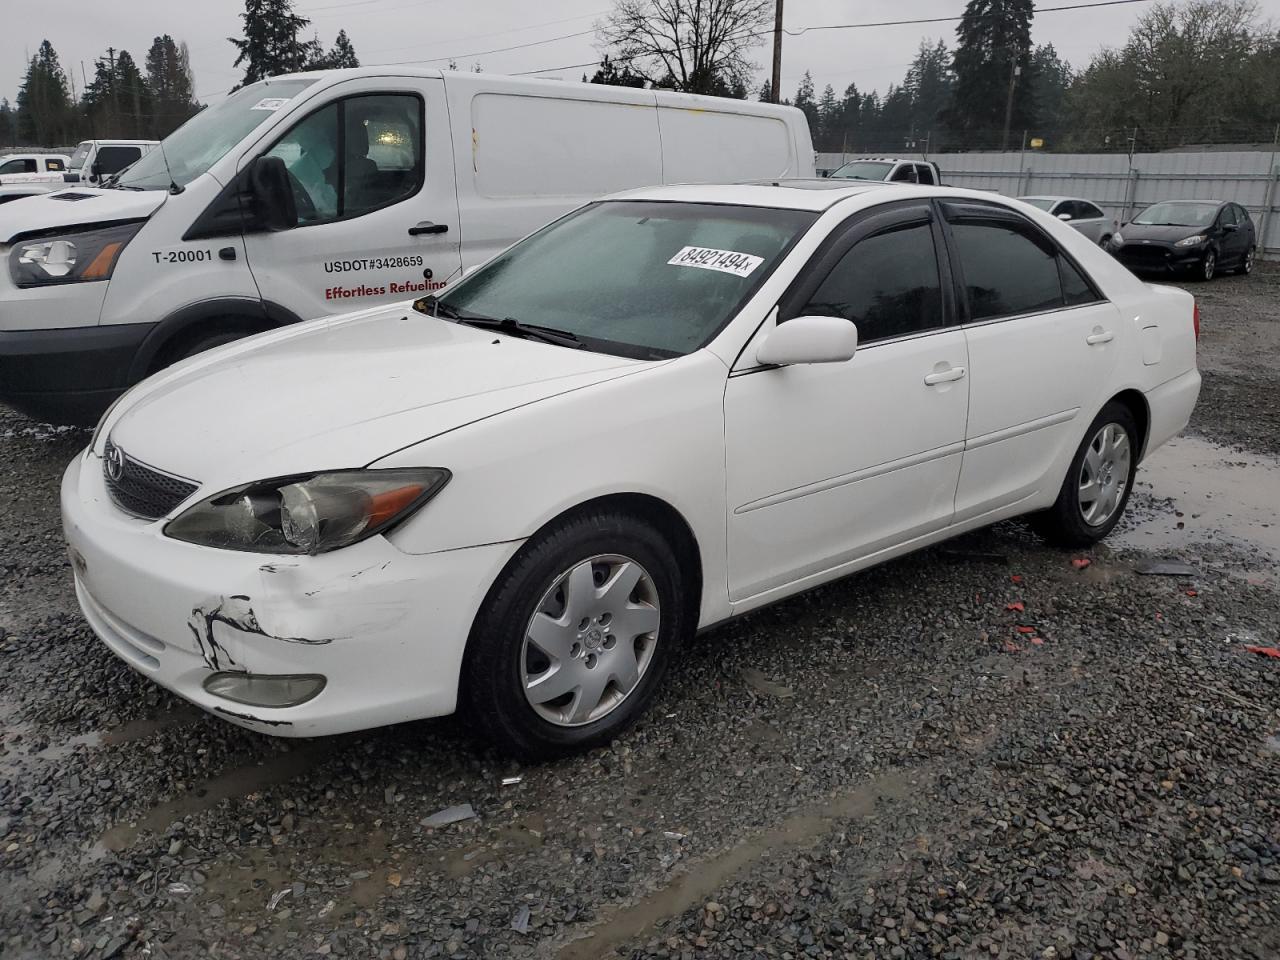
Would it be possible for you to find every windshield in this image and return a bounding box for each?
[68,142,91,171]
[1020,198,1056,212]
[830,161,894,181]
[1134,202,1219,227]
[433,200,816,358]
[116,78,317,190]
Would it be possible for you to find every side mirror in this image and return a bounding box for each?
[247,156,298,232]
[1223,222,1239,232]
[756,315,858,366]
[1057,212,1072,221]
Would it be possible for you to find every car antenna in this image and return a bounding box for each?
[158,138,183,195]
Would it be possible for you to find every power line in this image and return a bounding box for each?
[366,30,597,68]
[518,0,1157,75]
[358,10,608,59]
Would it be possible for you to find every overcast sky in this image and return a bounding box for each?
[6,0,1280,108]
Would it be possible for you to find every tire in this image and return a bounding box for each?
[1235,247,1255,276]
[1194,249,1217,282]
[1031,402,1140,548]
[462,509,689,759]
[153,326,255,373]
[1099,233,1112,248]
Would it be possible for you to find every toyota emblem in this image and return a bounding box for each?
[105,443,126,482]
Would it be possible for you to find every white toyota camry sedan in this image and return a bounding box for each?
[62,181,1201,757]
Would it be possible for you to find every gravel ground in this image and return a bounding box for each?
[2,269,1278,960]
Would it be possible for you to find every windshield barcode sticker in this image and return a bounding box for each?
[251,98,291,111]
[667,246,764,278]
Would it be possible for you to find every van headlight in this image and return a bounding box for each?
[164,468,450,554]
[9,222,141,288]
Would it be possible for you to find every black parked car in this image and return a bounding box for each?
[1109,200,1256,281]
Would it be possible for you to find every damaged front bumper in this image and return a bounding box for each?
[61,448,521,737]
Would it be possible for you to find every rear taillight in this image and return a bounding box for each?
[1193,302,1201,342]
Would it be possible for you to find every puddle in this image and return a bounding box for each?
[1119,436,1280,559]
[440,814,546,878]
[95,741,332,853]
[557,770,919,960]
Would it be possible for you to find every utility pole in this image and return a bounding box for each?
[1001,57,1021,152]
[770,0,783,104]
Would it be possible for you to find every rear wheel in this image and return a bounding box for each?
[462,510,689,759]
[1236,247,1255,276]
[1031,402,1139,547]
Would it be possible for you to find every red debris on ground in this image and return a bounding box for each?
[1010,575,1023,584]
[1072,558,1092,570]
[1016,626,1037,635]
[1004,641,1022,653]
[1006,601,1025,612]
[1186,589,1198,597]
[1030,637,1045,646]
[1244,645,1280,659]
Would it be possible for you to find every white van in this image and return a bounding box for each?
[63,140,161,186]
[0,153,71,185]
[0,69,813,424]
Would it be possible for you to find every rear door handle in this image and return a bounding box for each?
[924,366,966,385]
[1086,330,1114,345]
[409,221,449,236]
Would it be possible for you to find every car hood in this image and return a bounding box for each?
[1119,223,1211,244]
[107,305,647,492]
[0,187,165,241]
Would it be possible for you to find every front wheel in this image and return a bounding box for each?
[1031,402,1139,547]
[462,510,689,759]
[1194,250,1217,282]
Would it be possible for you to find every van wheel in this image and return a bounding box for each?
[153,326,256,372]
[462,510,688,759]
[1031,402,1139,547]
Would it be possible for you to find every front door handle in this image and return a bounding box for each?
[409,221,449,236]
[924,366,966,386]
[1086,329,1114,345]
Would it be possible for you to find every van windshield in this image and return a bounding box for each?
[115,78,317,190]
[68,142,92,171]
[830,160,894,181]
[428,200,816,359]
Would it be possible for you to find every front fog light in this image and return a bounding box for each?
[203,672,327,708]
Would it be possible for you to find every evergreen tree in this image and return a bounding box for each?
[0,99,14,147]
[904,39,953,135]
[310,28,360,69]
[17,40,75,145]
[757,80,772,103]
[946,0,1035,147]
[816,84,838,150]
[114,51,151,139]
[1028,43,1073,140]
[586,54,648,87]
[146,35,200,137]
[229,0,316,87]
[793,71,819,133]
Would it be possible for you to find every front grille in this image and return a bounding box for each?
[1118,244,1172,264]
[103,441,199,520]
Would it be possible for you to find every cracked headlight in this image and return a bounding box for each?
[165,468,450,554]
[9,222,142,288]
[1175,235,1207,247]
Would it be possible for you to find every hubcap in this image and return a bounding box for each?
[1078,423,1132,527]
[1204,254,1215,280]
[1245,250,1254,273]
[521,554,660,727]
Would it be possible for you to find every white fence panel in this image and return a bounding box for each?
[817,150,1280,257]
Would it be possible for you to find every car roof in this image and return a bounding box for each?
[1018,195,1087,203]
[1147,199,1227,205]
[605,181,1005,213]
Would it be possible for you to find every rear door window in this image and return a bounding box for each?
[889,164,917,183]
[943,204,1102,320]
[915,164,936,185]
[45,157,66,172]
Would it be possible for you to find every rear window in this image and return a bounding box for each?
[830,160,894,181]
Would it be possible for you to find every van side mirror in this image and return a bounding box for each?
[756,315,858,366]
[248,156,298,232]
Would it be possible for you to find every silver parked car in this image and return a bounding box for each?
[1018,196,1118,245]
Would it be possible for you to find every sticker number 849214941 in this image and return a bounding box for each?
[667,246,764,278]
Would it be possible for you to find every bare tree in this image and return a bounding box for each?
[597,0,774,95]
